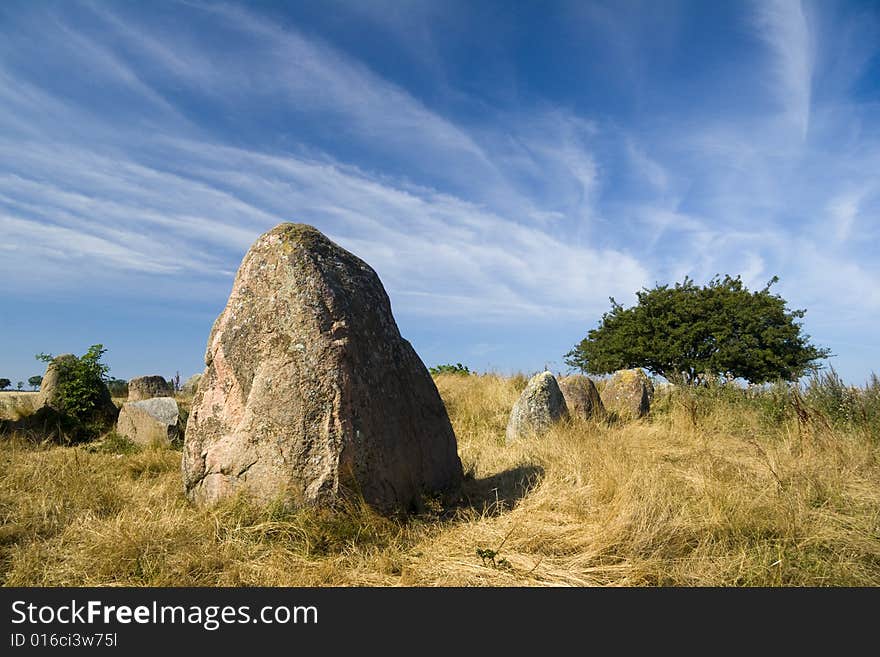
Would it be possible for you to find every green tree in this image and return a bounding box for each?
[565,275,831,385]
[16,381,24,391]
[429,363,471,376]
[0,378,10,390]
[28,375,43,391]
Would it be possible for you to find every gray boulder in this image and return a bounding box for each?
[128,375,172,401]
[558,375,605,421]
[506,371,568,443]
[117,397,180,446]
[182,223,463,512]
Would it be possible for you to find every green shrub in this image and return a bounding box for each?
[429,363,471,376]
[34,345,116,441]
[37,345,109,417]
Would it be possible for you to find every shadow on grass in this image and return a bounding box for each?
[459,465,544,516]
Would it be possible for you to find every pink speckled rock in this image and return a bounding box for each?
[182,223,462,512]
[558,375,605,421]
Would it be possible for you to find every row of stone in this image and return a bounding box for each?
[25,224,660,518]
[506,368,653,442]
[114,373,202,446]
[179,223,668,512]
[28,359,188,446]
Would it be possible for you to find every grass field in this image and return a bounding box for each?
[1,373,879,586]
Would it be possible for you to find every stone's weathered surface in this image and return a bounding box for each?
[181,373,202,396]
[128,375,173,401]
[182,223,463,511]
[35,354,77,409]
[117,397,180,446]
[35,354,118,429]
[558,375,605,421]
[506,371,569,443]
[600,368,651,420]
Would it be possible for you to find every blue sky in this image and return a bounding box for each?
[1,0,879,386]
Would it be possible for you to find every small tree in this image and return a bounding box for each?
[28,375,43,391]
[0,378,10,390]
[565,275,831,385]
[36,344,111,419]
[16,381,24,391]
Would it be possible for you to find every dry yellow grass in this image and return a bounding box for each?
[2,373,879,586]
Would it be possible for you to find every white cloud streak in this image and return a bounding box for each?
[754,0,814,138]
[1,0,879,380]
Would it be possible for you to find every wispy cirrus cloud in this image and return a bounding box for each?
[753,0,815,138]
[0,1,633,320]
[0,130,649,320]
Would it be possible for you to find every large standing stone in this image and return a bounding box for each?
[558,375,605,421]
[600,368,651,420]
[182,223,463,512]
[506,371,568,443]
[128,376,173,401]
[117,397,180,446]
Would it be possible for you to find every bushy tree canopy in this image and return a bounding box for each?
[565,275,831,385]
[36,344,111,417]
[429,363,471,376]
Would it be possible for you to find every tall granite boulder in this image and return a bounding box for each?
[558,375,605,421]
[128,375,173,401]
[117,397,180,446]
[600,368,651,420]
[182,223,463,512]
[506,371,568,443]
